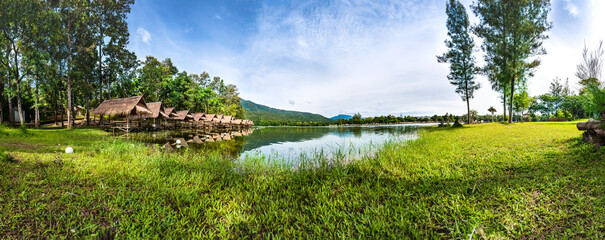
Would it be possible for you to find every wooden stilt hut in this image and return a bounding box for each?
[134,102,171,129]
[174,110,194,128]
[214,115,224,128]
[92,96,152,133]
[221,115,233,128]
[163,107,179,129]
[192,113,205,129]
[202,114,217,129]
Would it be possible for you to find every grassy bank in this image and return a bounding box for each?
[1,122,604,238]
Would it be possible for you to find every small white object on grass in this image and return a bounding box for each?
[152,124,157,128]
[176,145,181,149]
[65,146,73,154]
[176,139,181,145]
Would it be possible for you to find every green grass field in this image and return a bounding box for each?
[1,122,604,239]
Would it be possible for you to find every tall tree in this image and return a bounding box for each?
[472,0,552,123]
[0,0,39,126]
[488,106,496,122]
[576,40,604,92]
[90,0,134,124]
[438,0,479,124]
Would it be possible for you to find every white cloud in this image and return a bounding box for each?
[137,27,152,43]
[215,14,222,20]
[564,0,579,17]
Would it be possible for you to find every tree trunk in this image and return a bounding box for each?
[35,76,40,128]
[54,101,57,126]
[502,95,506,122]
[67,10,72,129]
[466,97,470,124]
[98,11,104,126]
[0,71,4,124]
[85,94,90,126]
[60,103,64,127]
[16,78,23,126]
[8,92,13,125]
[13,45,24,126]
[509,77,515,123]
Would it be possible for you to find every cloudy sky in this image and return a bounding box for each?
[127,0,605,117]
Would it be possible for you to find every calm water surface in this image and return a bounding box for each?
[121,124,435,164]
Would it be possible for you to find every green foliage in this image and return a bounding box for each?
[18,124,29,135]
[472,0,552,122]
[0,150,13,162]
[581,84,605,119]
[451,118,463,127]
[438,0,479,124]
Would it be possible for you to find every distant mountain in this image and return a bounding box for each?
[330,114,353,120]
[241,99,334,125]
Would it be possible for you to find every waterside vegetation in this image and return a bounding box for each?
[1,121,603,238]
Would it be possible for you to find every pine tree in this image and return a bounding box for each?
[438,0,479,124]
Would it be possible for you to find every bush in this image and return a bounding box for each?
[0,150,14,163]
[18,124,28,135]
[452,119,463,128]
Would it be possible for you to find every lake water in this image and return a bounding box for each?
[120,123,435,165]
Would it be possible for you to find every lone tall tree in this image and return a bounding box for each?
[472,0,552,123]
[488,106,497,122]
[438,0,479,124]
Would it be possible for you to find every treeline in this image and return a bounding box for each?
[254,121,332,126]
[336,113,433,125]
[0,0,244,128]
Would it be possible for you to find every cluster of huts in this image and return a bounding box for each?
[91,95,252,132]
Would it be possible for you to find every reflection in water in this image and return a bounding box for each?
[121,124,435,164]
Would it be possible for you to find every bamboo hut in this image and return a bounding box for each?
[192,112,206,128]
[164,107,179,118]
[202,114,217,128]
[220,115,232,127]
[174,110,194,128]
[174,110,193,121]
[92,96,152,132]
[134,102,171,128]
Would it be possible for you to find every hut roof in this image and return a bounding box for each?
[223,115,233,121]
[164,107,179,118]
[92,96,152,116]
[174,110,193,121]
[203,114,216,121]
[135,102,170,119]
[192,113,205,122]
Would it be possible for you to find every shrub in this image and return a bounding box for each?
[452,119,463,128]
[0,150,14,163]
[18,124,28,135]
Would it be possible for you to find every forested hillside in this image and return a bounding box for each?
[241,99,334,126]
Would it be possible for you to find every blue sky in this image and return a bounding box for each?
[127,0,605,117]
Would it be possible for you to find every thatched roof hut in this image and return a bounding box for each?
[135,102,170,119]
[163,107,179,119]
[213,114,223,123]
[92,96,152,117]
[192,113,205,122]
[174,110,193,121]
[203,114,216,122]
